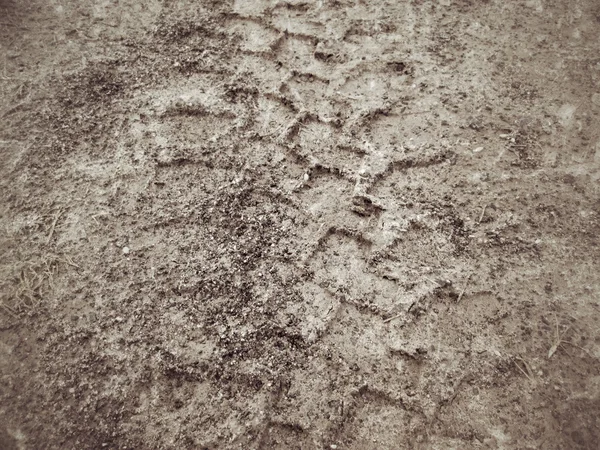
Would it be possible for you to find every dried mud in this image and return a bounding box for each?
[1,0,600,449]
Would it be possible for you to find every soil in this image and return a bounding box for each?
[1,0,600,449]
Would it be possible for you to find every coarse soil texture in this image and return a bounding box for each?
[1,0,600,449]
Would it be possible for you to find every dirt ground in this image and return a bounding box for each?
[1,0,599,448]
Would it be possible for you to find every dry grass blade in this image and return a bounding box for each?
[383,312,403,324]
[562,341,595,359]
[46,208,64,244]
[0,300,18,318]
[513,356,534,382]
[548,315,571,359]
[4,256,61,315]
[456,271,473,303]
[62,255,81,269]
[477,204,488,224]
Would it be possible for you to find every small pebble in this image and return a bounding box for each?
[473,146,484,153]
[122,246,130,255]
